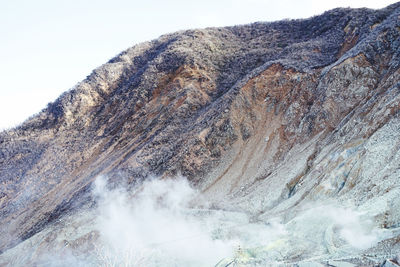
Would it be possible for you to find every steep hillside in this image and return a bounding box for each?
[1,3,400,266]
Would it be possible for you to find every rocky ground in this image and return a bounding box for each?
[1,2,400,266]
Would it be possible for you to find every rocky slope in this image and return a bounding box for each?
[1,3,400,266]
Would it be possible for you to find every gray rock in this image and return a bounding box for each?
[1,2,400,266]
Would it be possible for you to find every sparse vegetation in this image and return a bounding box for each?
[1,2,400,266]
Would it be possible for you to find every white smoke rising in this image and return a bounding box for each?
[93,176,235,266]
[287,203,381,251]
[328,206,379,249]
[91,176,384,266]
[0,175,391,266]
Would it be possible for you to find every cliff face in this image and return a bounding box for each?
[1,3,400,266]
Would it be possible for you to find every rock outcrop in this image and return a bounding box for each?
[1,2,400,266]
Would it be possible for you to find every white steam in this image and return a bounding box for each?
[0,176,390,266]
[93,176,235,266]
[329,206,378,249]
[283,203,382,255]
[91,176,384,266]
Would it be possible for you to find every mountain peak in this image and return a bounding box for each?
[1,3,400,265]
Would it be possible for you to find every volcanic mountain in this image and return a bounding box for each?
[1,3,400,266]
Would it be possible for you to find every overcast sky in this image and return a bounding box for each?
[0,0,398,130]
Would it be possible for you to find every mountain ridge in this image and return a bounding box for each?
[1,3,400,265]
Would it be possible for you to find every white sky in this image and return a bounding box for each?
[0,0,398,130]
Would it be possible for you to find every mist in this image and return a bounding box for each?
[0,175,389,266]
[89,176,385,266]
[93,176,236,266]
